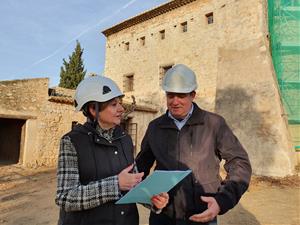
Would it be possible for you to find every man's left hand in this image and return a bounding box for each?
[189,196,220,223]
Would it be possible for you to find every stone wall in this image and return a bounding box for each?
[215,41,296,177]
[105,0,218,112]
[0,78,85,167]
[35,101,84,167]
[103,0,297,176]
[128,109,158,153]
[0,78,48,112]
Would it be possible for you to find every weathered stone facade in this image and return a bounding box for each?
[123,104,158,154]
[0,78,157,167]
[102,0,298,176]
[0,78,85,167]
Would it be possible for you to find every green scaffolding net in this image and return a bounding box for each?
[268,0,300,124]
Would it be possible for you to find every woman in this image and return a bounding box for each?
[55,75,168,225]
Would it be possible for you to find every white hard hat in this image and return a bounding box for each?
[162,64,198,93]
[74,75,124,111]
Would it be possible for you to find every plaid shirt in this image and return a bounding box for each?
[55,135,121,212]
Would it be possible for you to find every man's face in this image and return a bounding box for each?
[166,92,195,119]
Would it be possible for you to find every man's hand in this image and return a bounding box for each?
[189,196,220,223]
[151,192,169,209]
[118,164,144,191]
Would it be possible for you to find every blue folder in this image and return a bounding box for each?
[115,170,192,204]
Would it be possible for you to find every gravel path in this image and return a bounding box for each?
[0,165,299,225]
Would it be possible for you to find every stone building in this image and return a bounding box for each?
[0,78,157,167]
[102,0,299,176]
[0,78,85,167]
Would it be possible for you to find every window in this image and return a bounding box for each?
[121,120,137,154]
[206,12,213,24]
[159,64,174,85]
[140,36,145,46]
[159,30,165,40]
[128,123,137,154]
[125,42,130,51]
[181,21,187,32]
[123,74,134,92]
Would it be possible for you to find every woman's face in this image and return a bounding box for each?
[99,98,124,129]
[89,98,124,129]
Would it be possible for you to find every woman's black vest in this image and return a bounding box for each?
[58,123,138,225]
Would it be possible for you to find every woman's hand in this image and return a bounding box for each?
[118,164,144,191]
[151,192,169,209]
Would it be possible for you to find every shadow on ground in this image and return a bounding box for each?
[219,203,260,225]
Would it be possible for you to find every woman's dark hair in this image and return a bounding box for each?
[82,100,111,120]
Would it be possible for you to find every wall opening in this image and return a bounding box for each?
[160,30,165,40]
[121,118,137,155]
[125,42,130,51]
[181,21,188,32]
[123,73,134,92]
[140,36,145,46]
[206,12,214,24]
[0,118,26,165]
[159,64,174,86]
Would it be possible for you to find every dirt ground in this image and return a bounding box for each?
[0,165,299,225]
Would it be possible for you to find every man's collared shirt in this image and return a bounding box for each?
[168,104,194,130]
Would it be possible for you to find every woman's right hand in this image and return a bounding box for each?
[118,164,144,191]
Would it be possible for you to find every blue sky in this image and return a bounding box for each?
[0,0,168,86]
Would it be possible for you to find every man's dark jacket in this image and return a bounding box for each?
[58,122,138,225]
[136,103,252,222]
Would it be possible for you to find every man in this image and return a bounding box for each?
[136,64,252,225]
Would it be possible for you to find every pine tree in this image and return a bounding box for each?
[59,40,86,89]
